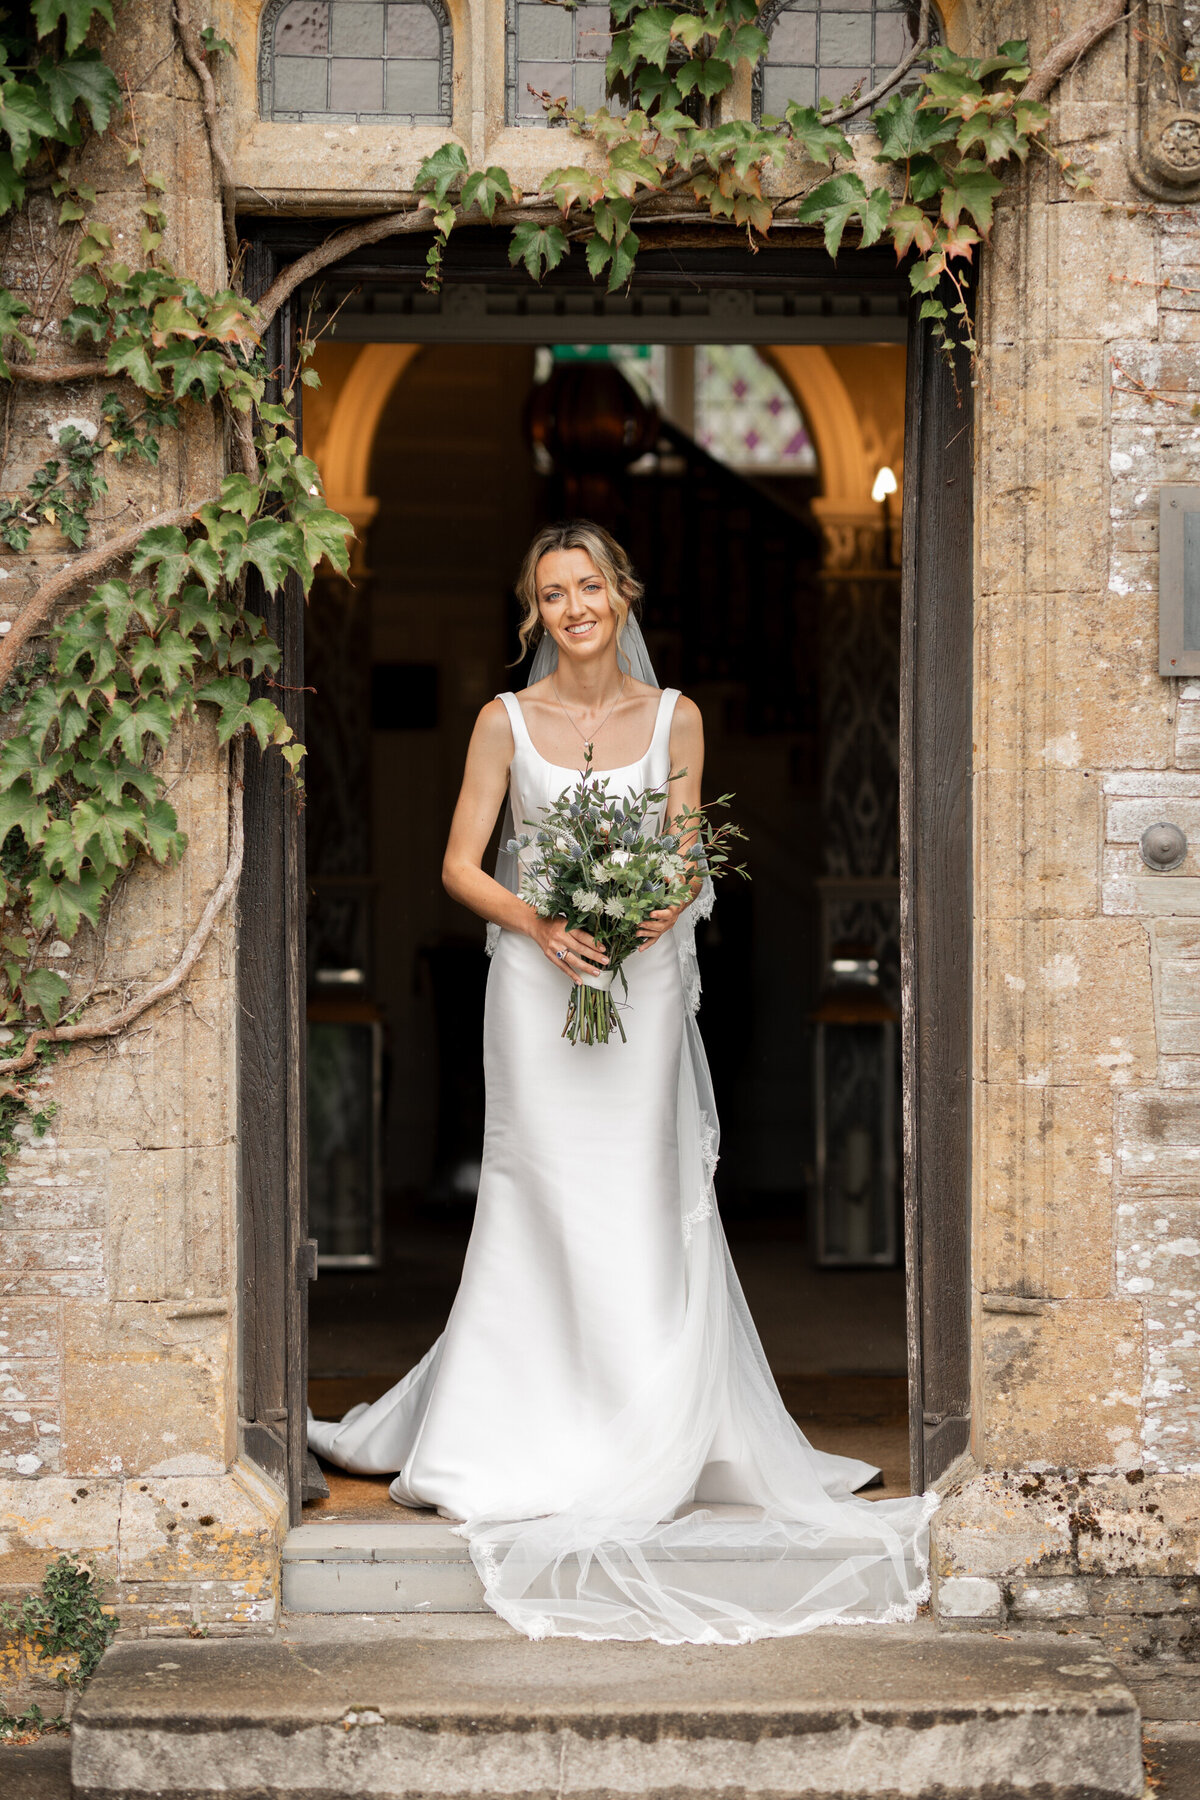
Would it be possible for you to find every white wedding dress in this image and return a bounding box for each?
[309,683,937,1643]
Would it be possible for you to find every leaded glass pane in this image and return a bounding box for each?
[331,1,384,55]
[260,0,452,125]
[694,346,817,474]
[755,0,940,129]
[507,0,616,124]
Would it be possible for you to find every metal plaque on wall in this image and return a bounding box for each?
[1160,485,1200,676]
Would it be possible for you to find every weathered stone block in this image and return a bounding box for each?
[932,1470,1074,1581]
[978,1081,1114,1301]
[1009,1577,1091,1618]
[49,983,235,1157]
[0,1407,59,1477]
[0,1301,61,1410]
[934,1574,1004,1621]
[982,919,1155,1090]
[979,1300,1143,1469]
[61,1305,229,1478]
[0,1476,121,1587]
[117,1467,284,1607]
[1116,1198,1200,1468]
[1116,1094,1200,1195]
[106,1146,231,1304]
[1073,1473,1200,1577]
[0,1231,104,1299]
[1090,1577,1200,1614]
[975,768,1100,922]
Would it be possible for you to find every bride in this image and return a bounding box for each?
[309,518,936,1644]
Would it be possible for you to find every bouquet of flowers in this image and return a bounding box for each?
[508,752,747,1046]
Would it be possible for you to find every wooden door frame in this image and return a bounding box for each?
[235,224,973,1519]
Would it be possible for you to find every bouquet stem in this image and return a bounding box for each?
[563,972,626,1045]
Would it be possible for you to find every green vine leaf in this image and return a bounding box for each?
[627,7,675,69]
[107,332,162,392]
[548,166,602,214]
[956,111,1022,165]
[96,695,174,762]
[795,171,877,258]
[414,141,468,204]
[16,967,69,1025]
[129,630,199,691]
[0,782,51,853]
[938,159,1003,234]
[31,0,116,55]
[508,221,568,282]
[0,289,33,377]
[223,517,307,592]
[0,737,70,797]
[0,79,59,170]
[130,525,190,601]
[0,150,25,213]
[293,502,354,577]
[27,868,108,939]
[37,49,121,133]
[460,166,514,220]
[871,91,957,163]
[774,103,851,166]
[73,747,158,805]
[135,798,186,863]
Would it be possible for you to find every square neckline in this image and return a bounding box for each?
[507,686,674,777]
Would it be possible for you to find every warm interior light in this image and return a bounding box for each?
[871,465,898,503]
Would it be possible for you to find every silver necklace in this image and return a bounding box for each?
[550,674,626,760]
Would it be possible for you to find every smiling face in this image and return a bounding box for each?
[535,547,621,666]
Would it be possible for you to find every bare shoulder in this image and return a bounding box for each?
[473,696,516,758]
[671,692,704,735]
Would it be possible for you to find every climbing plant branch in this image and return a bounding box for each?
[0,734,244,1080]
[170,0,240,274]
[1019,0,1128,105]
[0,502,200,690]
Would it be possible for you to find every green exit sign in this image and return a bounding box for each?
[551,344,651,362]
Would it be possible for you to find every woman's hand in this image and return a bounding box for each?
[636,902,687,951]
[535,915,609,985]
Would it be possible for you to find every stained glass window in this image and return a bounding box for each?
[260,0,453,125]
[754,0,940,127]
[694,346,817,475]
[507,0,613,123]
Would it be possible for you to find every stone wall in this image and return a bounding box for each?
[0,10,284,1690]
[930,0,1200,1652]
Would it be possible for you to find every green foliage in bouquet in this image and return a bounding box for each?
[513,751,747,1046]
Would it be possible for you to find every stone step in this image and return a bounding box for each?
[70,1615,1144,1799]
[280,1515,932,1615]
[282,1517,490,1612]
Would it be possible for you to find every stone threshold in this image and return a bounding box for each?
[281,1514,928,1614]
[70,1616,1144,1799]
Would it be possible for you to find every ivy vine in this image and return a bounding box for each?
[0,0,1124,1169]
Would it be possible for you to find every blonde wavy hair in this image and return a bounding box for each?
[514,520,644,662]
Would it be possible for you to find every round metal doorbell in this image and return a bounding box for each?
[1140,821,1188,872]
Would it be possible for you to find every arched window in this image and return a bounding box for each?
[259,0,453,125]
[506,0,612,124]
[694,346,817,474]
[754,0,939,128]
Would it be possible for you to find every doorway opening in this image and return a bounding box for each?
[301,344,909,1519]
[235,232,972,1527]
